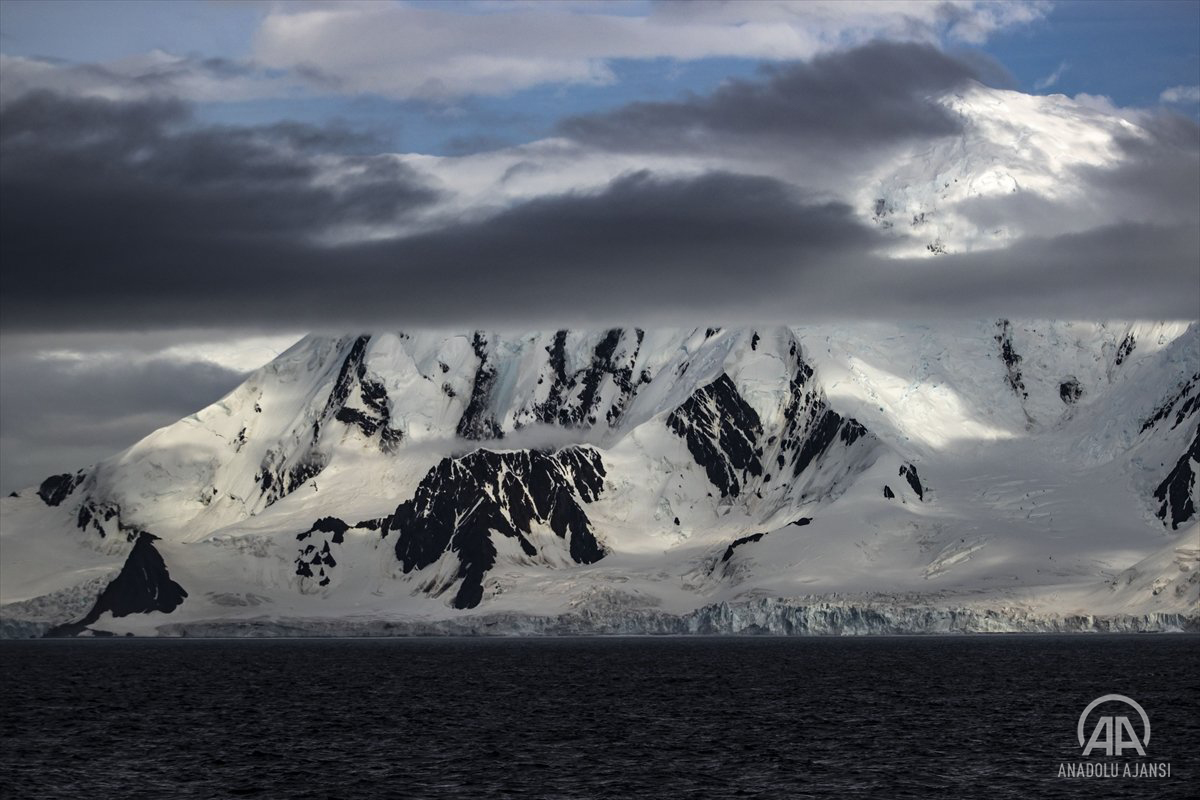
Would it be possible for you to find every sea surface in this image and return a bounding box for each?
[1,635,1197,799]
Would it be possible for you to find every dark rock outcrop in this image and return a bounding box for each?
[380,447,608,609]
[669,342,873,501]
[667,374,763,498]
[525,328,647,430]
[37,471,86,507]
[457,332,504,440]
[777,347,872,480]
[1154,429,1199,529]
[995,319,1028,400]
[1059,378,1083,405]
[75,498,149,542]
[326,335,401,452]
[1141,372,1200,434]
[899,464,926,501]
[46,532,187,637]
[295,518,351,586]
[720,532,768,563]
[1114,333,1136,366]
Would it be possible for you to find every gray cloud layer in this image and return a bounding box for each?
[0,354,246,493]
[2,97,1196,331]
[0,91,436,330]
[559,41,979,152]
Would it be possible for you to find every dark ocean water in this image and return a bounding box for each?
[1,635,1197,799]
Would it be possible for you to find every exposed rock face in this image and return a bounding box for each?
[777,346,871,482]
[1154,429,1199,529]
[720,532,768,564]
[379,447,608,609]
[457,332,504,440]
[995,319,1028,400]
[46,533,187,637]
[1114,333,1136,366]
[76,498,148,542]
[899,464,926,501]
[255,334,402,508]
[1059,377,1084,404]
[295,517,351,587]
[1141,372,1199,434]
[36,471,86,507]
[524,328,647,429]
[667,374,764,498]
[330,339,402,454]
[667,341,874,504]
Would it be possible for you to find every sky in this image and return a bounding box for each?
[0,0,1198,492]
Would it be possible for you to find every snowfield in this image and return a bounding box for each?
[2,321,1196,637]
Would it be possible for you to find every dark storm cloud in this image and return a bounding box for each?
[339,170,887,324]
[852,223,1200,320]
[557,41,979,152]
[0,354,246,493]
[1,354,244,421]
[365,208,1197,324]
[1079,110,1200,226]
[2,88,1197,334]
[0,91,438,326]
[0,139,893,330]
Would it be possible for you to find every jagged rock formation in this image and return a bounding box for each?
[379,447,607,609]
[899,465,926,500]
[1155,430,1199,529]
[1114,333,1136,366]
[75,498,148,542]
[36,471,85,507]
[719,532,768,565]
[995,319,1028,400]
[1141,372,1199,433]
[668,374,764,498]
[522,328,647,429]
[457,332,504,440]
[295,517,350,587]
[46,533,187,637]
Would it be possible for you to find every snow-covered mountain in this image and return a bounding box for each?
[2,321,1197,637]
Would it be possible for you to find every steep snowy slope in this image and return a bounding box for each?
[864,86,1120,255]
[2,322,1196,636]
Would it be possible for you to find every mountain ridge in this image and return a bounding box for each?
[2,321,1197,637]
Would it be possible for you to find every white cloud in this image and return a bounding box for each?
[1034,60,1068,91]
[0,51,303,106]
[1160,85,1200,104]
[0,1,1050,105]
[252,0,1049,99]
[9,332,303,374]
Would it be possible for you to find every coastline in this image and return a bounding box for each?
[5,598,1196,639]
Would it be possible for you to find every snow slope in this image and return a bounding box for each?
[2,321,1196,637]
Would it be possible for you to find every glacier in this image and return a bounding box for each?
[1,322,1196,637]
